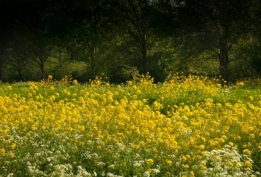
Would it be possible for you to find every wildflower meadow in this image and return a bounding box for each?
[1,74,261,177]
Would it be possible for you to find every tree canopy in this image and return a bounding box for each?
[0,0,261,83]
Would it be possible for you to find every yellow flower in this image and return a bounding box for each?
[0,148,5,155]
[226,162,234,167]
[201,151,206,156]
[243,149,252,156]
[257,145,261,151]
[201,166,207,170]
[140,141,145,147]
[152,148,158,153]
[244,160,252,168]
[9,152,15,158]
[27,93,33,98]
[217,157,222,162]
[146,158,154,165]
[182,155,187,162]
[228,142,234,146]
[73,79,78,85]
[189,171,195,177]
[11,144,16,150]
[165,172,171,176]
[236,163,242,168]
[198,145,205,150]
[7,85,12,91]
[166,160,172,166]
[249,133,255,139]
[184,164,189,169]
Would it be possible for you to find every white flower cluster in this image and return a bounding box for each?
[197,145,260,177]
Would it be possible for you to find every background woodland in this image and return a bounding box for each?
[1,0,261,83]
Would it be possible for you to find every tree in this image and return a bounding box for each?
[109,0,157,74]
[247,0,261,75]
[174,0,252,83]
[72,0,111,77]
[49,0,114,79]
[2,0,55,80]
[5,40,29,81]
[0,0,15,81]
[0,36,7,81]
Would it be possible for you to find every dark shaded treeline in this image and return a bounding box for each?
[0,0,261,83]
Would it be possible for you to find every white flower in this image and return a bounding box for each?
[82,151,92,159]
[92,153,99,159]
[96,161,106,166]
[95,138,100,144]
[198,145,257,177]
[133,162,142,167]
[149,133,154,138]
[108,164,115,169]
[152,168,160,174]
[75,166,92,177]
[107,172,114,177]
[143,171,150,177]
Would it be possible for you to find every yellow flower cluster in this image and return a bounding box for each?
[0,75,261,176]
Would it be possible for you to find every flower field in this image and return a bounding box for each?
[1,74,261,177]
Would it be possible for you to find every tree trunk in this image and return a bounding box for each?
[0,47,3,80]
[219,32,230,84]
[40,63,45,79]
[219,46,229,84]
[141,41,148,73]
[90,47,96,77]
[17,67,23,81]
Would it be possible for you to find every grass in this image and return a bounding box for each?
[0,74,261,176]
